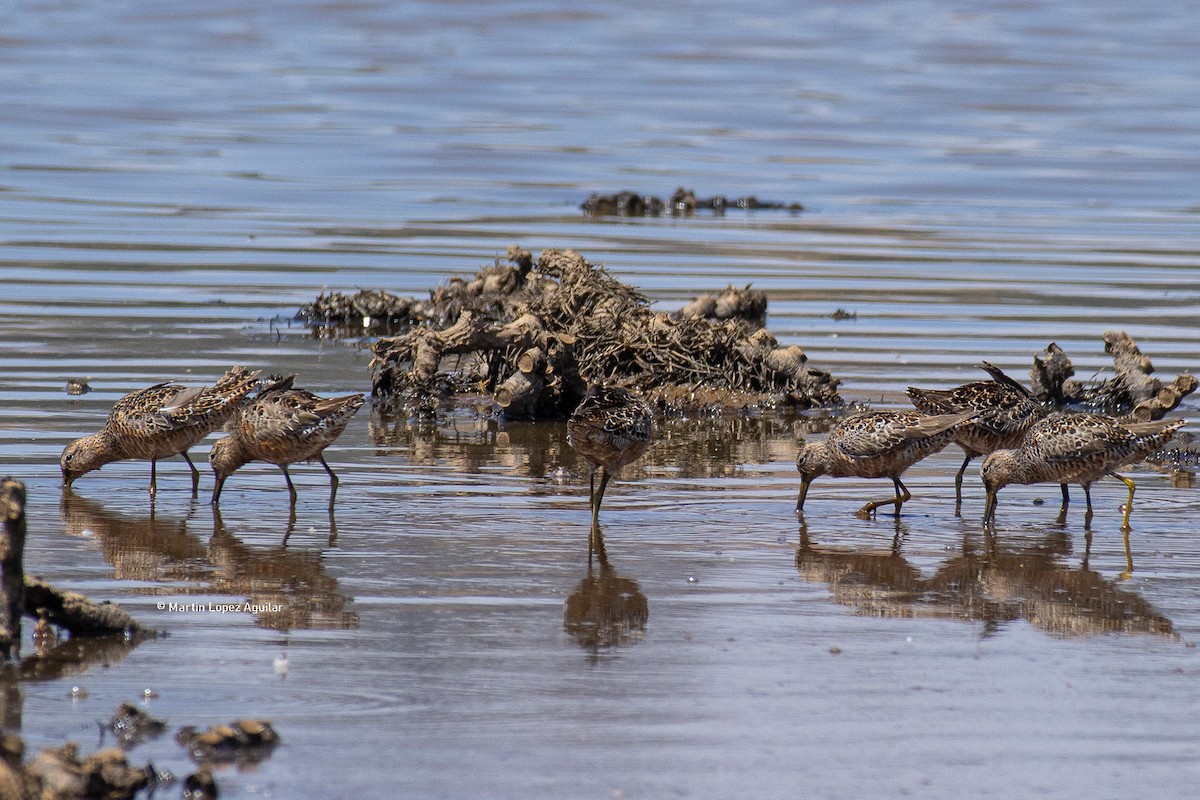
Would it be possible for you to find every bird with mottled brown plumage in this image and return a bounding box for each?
[981,413,1185,529]
[60,366,261,496]
[566,385,654,524]
[209,376,364,506]
[796,409,975,519]
[906,362,1051,503]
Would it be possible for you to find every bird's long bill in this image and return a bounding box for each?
[982,489,997,525]
[796,477,812,512]
[61,472,73,489]
[211,476,225,505]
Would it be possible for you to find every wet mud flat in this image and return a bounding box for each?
[4,241,1198,798]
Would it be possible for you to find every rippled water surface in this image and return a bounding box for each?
[3,1,1200,797]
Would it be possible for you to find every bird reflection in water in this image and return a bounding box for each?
[795,519,1172,637]
[563,525,648,658]
[59,493,356,631]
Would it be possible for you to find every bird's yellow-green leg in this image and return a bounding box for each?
[1120,527,1134,581]
[857,478,911,519]
[1109,471,1137,530]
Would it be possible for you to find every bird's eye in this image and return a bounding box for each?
[64,453,73,463]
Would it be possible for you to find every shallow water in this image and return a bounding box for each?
[3,1,1200,797]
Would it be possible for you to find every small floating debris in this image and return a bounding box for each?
[106,702,167,749]
[581,187,804,217]
[65,378,91,395]
[176,720,280,765]
[831,308,857,321]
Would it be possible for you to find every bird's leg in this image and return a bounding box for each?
[954,453,972,506]
[593,467,611,523]
[283,503,298,545]
[148,460,158,497]
[1060,483,1070,506]
[1109,471,1136,530]
[1082,483,1094,529]
[857,478,911,519]
[1120,527,1134,581]
[319,455,339,507]
[588,468,597,518]
[181,451,200,496]
[280,465,298,506]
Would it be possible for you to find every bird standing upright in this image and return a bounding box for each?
[566,385,654,524]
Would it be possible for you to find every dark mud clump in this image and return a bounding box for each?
[364,247,842,417]
[580,187,804,216]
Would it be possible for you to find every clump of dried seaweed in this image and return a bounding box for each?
[368,247,841,417]
[296,245,550,337]
[581,187,804,217]
[1030,332,1195,420]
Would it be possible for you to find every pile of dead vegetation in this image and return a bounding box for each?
[316,246,843,417]
[1030,332,1195,421]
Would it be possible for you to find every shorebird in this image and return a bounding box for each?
[906,362,1051,504]
[209,376,364,506]
[795,409,975,518]
[60,366,260,496]
[566,385,654,524]
[981,413,1185,529]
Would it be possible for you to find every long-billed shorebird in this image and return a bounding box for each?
[566,385,654,524]
[981,413,1185,529]
[796,409,975,518]
[61,366,260,496]
[209,376,364,506]
[906,362,1050,504]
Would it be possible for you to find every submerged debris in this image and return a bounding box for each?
[65,378,91,396]
[580,187,803,216]
[176,720,280,766]
[1030,332,1195,420]
[365,247,842,417]
[106,702,167,749]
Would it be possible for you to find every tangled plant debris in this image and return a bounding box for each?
[1030,332,1195,420]
[346,247,842,417]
